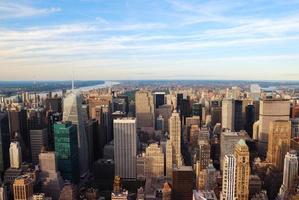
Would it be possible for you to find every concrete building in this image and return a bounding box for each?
[256,99,290,155]
[13,175,34,200]
[144,143,164,178]
[234,139,250,200]
[113,118,137,179]
[169,111,183,167]
[279,151,298,197]
[222,99,235,131]
[267,120,291,170]
[220,130,249,170]
[9,141,22,169]
[135,91,155,129]
[39,151,63,200]
[221,155,236,200]
[165,139,173,179]
[155,104,172,133]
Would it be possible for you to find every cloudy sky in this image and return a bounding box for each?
[1,0,299,80]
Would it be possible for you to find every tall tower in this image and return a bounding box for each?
[234,139,250,200]
[54,122,79,183]
[169,111,182,167]
[279,151,298,197]
[113,118,137,179]
[221,155,236,200]
[63,92,89,175]
[135,90,155,129]
[222,99,235,131]
[166,139,173,179]
[267,120,291,170]
[9,141,22,169]
[257,99,290,155]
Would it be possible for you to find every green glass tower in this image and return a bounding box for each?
[54,121,79,183]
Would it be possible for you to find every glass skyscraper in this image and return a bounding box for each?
[54,122,79,183]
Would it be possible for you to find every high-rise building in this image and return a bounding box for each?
[221,155,236,200]
[59,182,78,200]
[154,92,166,109]
[189,125,200,147]
[54,122,79,183]
[39,151,64,200]
[222,99,243,131]
[192,103,202,118]
[9,141,22,169]
[156,114,164,131]
[222,99,235,131]
[245,104,255,137]
[169,111,183,167]
[166,139,173,179]
[234,139,250,200]
[279,151,298,197]
[0,183,8,200]
[162,182,172,200]
[45,97,62,113]
[196,140,210,172]
[0,112,10,174]
[257,99,290,155]
[113,118,137,179]
[30,129,48,165]
[220,130,249,170]
[13,175,34,200]
[63,92,89,175]
[8,110,30,162]
[155,105,172,133]
[144,143,164,178]
[267,120,291,170]
[198,162,217,191]
[135,91,155,129]
[172,166,194,200]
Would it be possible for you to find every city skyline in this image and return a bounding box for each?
[1,0,299,80]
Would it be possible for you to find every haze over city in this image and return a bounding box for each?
[1,0,299,80]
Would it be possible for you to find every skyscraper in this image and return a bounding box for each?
[172,166,194,200]
[30,129,48,165]
[0,112,10,174]
[267,120,291,170]
[257,99,290,155]
[154,92,165,109]
[9,141,22,169]
[39,150,64,200]
[234,139,250,200]
[113,118,137,179]
[166,139,173,179]
[144,143,164,178]
[13,175,34,200]
[54,122,79,183]
[222,99,235,131]
[63,92,89,175]
[221,155,236,200]
[169,111,183,167]
[135,90,155,129]
[279,151,298,197]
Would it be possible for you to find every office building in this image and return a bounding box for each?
[135,91,155,129]
[59,182,78,200]
[54,122,79,183]
[63,92,89,175]
[256,99,290,155]
[172,166,194,200]
[222,99,235,131]
[0,112,10,174]
[220,130,249,170]
[39,151,63,200]
[144,143,164,178]
[166,139,173,179]
[169,111,183,167]
[279,151,298,197]
[30,129,48,165]
[234,139,250,200]
[156,114,164,131]
[267,120,291,170]
[13,175,34,200]
[9,141,22,169]
[113,118,137,179]
[156,105,172,133]
[154,92,165,109]
[221,155,236,200]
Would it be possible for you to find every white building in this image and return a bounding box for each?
[221,155,236,200]
[113,118,137,179]
[9,141,22,169]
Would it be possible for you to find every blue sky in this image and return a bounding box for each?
[1,0,299,80]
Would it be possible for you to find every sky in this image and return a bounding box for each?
[1,0,299,81]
